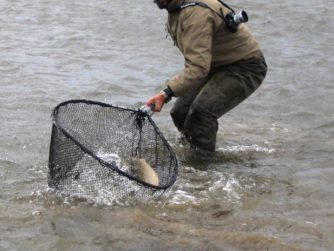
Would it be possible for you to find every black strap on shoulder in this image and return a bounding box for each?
[217,0,234,12]
[179,2,209,10]
[167,0,240,35]
[168,0,233,20]
[168,1,209,13]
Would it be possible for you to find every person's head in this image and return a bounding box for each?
[153,0,171,9]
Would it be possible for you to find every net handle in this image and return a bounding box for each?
[140,104,155,116]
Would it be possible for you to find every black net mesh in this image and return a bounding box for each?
[48,100,178,201]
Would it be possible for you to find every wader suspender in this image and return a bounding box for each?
[168,0,235,16]
[172,2,209,11]
[167,0,236,45]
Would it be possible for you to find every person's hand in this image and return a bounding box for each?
[146,93,165,112]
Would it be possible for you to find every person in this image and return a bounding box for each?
[146,0,268,152]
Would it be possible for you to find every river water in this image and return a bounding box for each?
[0,0,333,250]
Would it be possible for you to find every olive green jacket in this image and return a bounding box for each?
[166,0,262,97]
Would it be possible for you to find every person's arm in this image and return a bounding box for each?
[168,7,214,97]
[146,7,214,111]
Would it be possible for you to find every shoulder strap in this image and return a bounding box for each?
[168,1,232,20]
[179,2,209,10]
[217,0,234,12]
[168,1,209,13]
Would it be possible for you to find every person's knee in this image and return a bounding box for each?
[170,105,179,119]
[183,105,218,151]
[170,105,187,131]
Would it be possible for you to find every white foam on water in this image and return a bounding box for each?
[55,151,140,206]
[208,173,244,203]
[96,151,131,173]
[97,151,121,165]
[169,189,200,205]
[217,144,276,154]
[168,168,258,206]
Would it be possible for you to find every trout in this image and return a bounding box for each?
[129,158,159,186]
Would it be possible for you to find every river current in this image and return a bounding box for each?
[0,0,333,250]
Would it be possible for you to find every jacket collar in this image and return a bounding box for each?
[166,0,186,13]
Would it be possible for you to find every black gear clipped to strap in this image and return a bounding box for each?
[167,0,236,21]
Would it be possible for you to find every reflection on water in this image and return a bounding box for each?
[0,0,334,250]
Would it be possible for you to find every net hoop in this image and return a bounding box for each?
[49,99,178,194]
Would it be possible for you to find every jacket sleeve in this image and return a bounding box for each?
[168,7,214,97]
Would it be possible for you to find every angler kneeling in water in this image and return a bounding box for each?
[147,0,268,152]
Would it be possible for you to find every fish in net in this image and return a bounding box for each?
[48,100,178,201]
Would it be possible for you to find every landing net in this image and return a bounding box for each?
[48,100,178,201]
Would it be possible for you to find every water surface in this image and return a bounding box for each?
[0,0,333,250]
